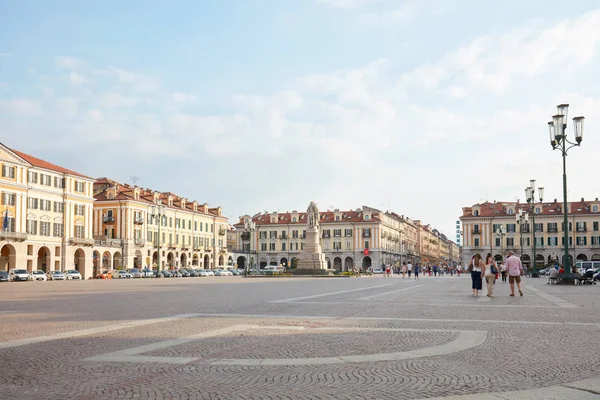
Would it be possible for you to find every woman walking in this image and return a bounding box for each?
[484,253,498,297]
[469,254,483,296]
[402,262,407,279]
[414,263,420,280]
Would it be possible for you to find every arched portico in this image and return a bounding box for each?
[134,250,143,269]
[291,257,298,269]
[362,256,372,270]
[269,257,277,266]
[344,257,353,271]
[102,252,111,269]
[259,257,267,268]
[181,253,187,268]
[325,257,331,269]
[0,244,16,271]
[228,256,233,266]
[333,257,342,271]
[280,257,288,267]
[113,252,122,269]
[218,255,224,266]
[237,256,247,269]
[592,254,600,261]
[74,248,86,277]
[203,254,210,269]
[192,253,199,266]
[37,246,51,272]
[167,252,174,269]
[576,254,588,261]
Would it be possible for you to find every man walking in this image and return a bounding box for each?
[505,251,524,297]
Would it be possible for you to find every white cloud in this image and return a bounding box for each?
[55,97,79,119]
[358,2,417,24]
[103,65,158,92]
[316,0,381,8]
[55,56,81,69]
[172,92,198,103]
[0,99,44,117]
[69,72,87,85]
[98,92,138,108]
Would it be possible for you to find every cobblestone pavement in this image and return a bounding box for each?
[1,275,599,399]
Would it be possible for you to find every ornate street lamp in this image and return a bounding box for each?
[525,180,543,275]
[548,104,584,274]
[243,220,256,277]
[151,205,166,273]
[516,209,528,263]
[495,225,506,262]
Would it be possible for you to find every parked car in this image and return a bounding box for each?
[65,270,82,280]
[114,270,132,279]
[198,270,210,277]
[96,270,113,279]
[185,269,198,277]
[28,270,47,281]
[172,270,183,277]
[47,271,66,281]
[0,271,9,282]
[213,269,224,276]
[141,268,154,278]
[9,269,29,282]
[220,269,233,276]
[179,269,190,277]
[154,270,172,278]
[127,269,143,278]
[231,269,241,276]
[372,268,384,274]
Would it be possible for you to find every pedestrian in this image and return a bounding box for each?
[433,265,438,277]
[407,261,412,278]
[505,250,524,297]
[413,263,420,280]
[500,261,507,282]
[469,254,483,296]
[402,262,407,279]
[385,265,391,278]
[457,264,461,277]
[484,253,498,297]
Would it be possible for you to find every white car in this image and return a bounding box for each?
[9,269,29,282]
[47,271,66,281]
[28,270,47,281]
[114,270,132,279]
[198,270,210,277]
[65,270,82,280]
[220,269,233,276]
[127,269,143,278]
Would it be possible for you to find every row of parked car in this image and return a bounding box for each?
[95,268,243,279]
[0,269,83,282]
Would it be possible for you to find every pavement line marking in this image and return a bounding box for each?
[271,283,395,303]
[358,285,422,300]
[276,301,558,308]
[0,313,201,351]
[212,329,488,366]
[527,285,577,308]
[85,324,256,364]
[186,313,600,328]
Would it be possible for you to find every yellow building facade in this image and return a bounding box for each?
[0,143,95,277]
[93,178,230,274]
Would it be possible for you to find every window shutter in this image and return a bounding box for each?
[1,165,5,177]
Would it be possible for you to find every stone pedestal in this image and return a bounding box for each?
[296,226,327,270]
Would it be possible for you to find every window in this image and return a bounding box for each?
[492,224,501,232]
[594,206,599,212]
[364,215,370,220]
[169,217,172,227]
[561,236,573,246]
[495,238,500,247]
[74,225,85,238]
[473,210,479,216]
[473,224,480,233]
[324,242,329,250]
[474,238,480,247]
[270,231,277,239]
[260,231,267,239]
[548,237,558,246]
[40,174,52,186]
[506,224,516,233]
[1,193,16,206]
[323,229,331,238]
[576,222,586,232]
[576,236,587,246]
[261,243,267,251]
[365,240,370,249]
[363,228,371,238]
[346,241,351,249]
[211,224,214,233]
[548,222,558,232]
[335,216,340,221]
[175,218,180,229]
[28,197,39,209]
[535,223,543,232]
[594,222,599,232]
[301,243,305,250]
[562,222,572,231]
[506,238,514,246]
[28,171,38,184]
[74,205,85,216]
[269,242,276,251]
[75,181,85,192]
[535,207,541,214]
[54,177,65,188]
[1,165,16,178]
[188,220,191,230]
[40,221,51,236]
[281,242,286,251]
[333,242,341,250]
[534,237,544,246]
[53,201,64,213]
[40,199,51,211]
[27,220,38,235]
[333,229,342,237]
[176,234,179,244]
[292,217,297,222]
[344,229,353,237]
[591,236,600,246]
[169,233,173,245]
[194,221,198,231]
[53,223,64,237]
[508,209,514,215]
[292,230,298,238]
[3,217,15,232]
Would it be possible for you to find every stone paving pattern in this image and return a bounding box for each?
[0,276,599,399]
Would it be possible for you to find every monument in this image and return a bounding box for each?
[295,201,329,272]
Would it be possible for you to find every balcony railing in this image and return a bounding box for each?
[322,233,331,238]
[279,235,287,239]
[548,227,558,232]
[471,230,481,235]
[69,237,95,246]
[576,227,587,232]
[134,238,146,246]
[133,217,144,225]
[520,228,530,233]
[103,216,115,224]
[0,231,27,241]
[362,233,370,238]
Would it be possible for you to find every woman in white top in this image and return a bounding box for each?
[469,254,484,296]
[484,253,498,297]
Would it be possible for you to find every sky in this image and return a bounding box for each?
[1,0,600,242]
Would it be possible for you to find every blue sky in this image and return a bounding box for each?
[1,0,600,239]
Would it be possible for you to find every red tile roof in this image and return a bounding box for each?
[9,148,92,179]
[233,210,381,228]
[462,200,600,217]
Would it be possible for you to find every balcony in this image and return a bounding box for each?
[279,235,287,239]
[69,237,95,246]
[471,230,481,235]
[576,227,587,233]
[134,238,146,246]
[520,228,530,233]
[168,242,175,248]
[333,248,342,252]
[133,217,144,225]
[548,227,558,233]
[322,233,331,238]
[103,216,115,224]
[0,231,27,241]
[362,233,370,238]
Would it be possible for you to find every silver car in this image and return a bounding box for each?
[127,269,143,278]
[114,270,132,279]
[9,269,29,282]
[47,271,66,281]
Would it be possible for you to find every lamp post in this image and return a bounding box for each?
[120,239,125,270]
[525,180,544,275]
[495,225,505,262]
[151,205,166,273]
[244,220,256,277]
[516,210,528,263]
[548,104,585,274]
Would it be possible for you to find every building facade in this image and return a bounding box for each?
[93,178,231,275]
[231,205,459,271]
[1,143,96,277]
[460,199,600,268]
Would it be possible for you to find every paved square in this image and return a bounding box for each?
[1,275,599,399]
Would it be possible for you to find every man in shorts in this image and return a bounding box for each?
[505,250,524,296]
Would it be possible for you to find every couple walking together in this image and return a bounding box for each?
[469,250,524,297]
